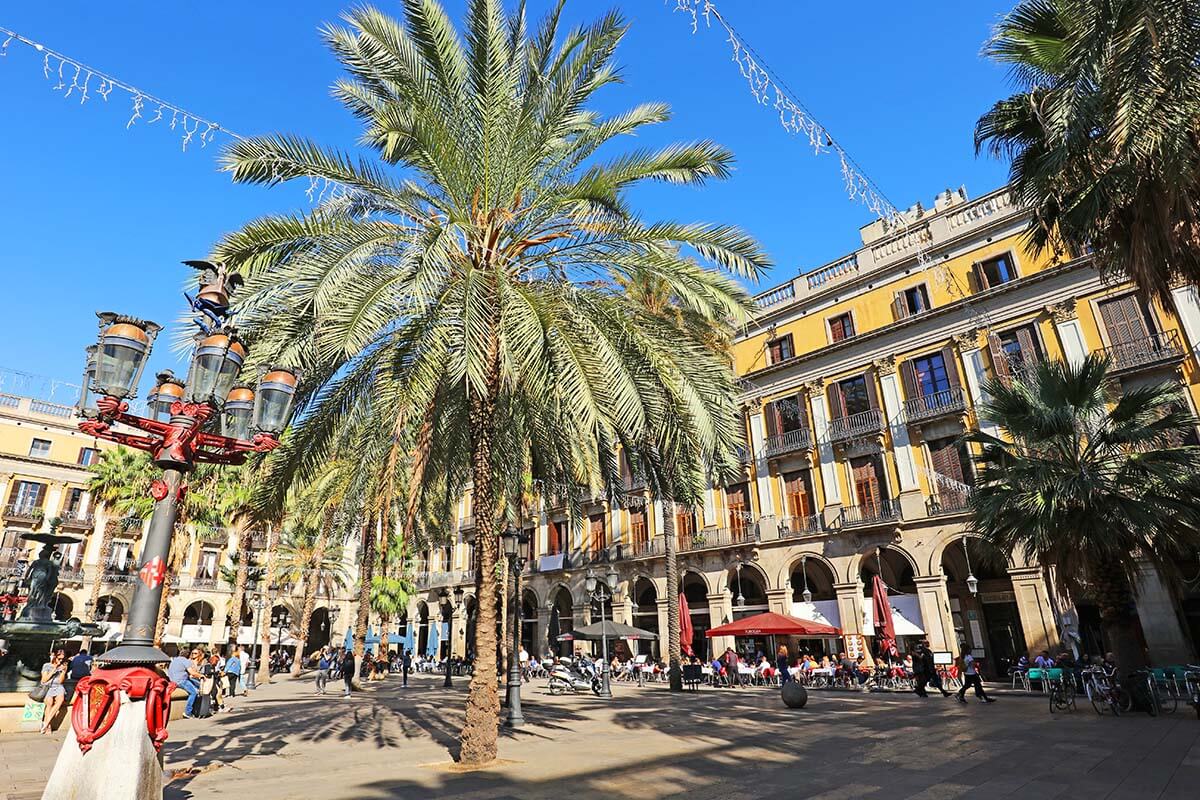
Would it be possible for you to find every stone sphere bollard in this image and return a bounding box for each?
[781,681,808,709]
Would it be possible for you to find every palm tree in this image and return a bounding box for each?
[86,446,154,633]
[214,1,765,764]
[214,466,262,648]
[275,522,350,660]
[258,519,282,683]
[975,0,1200,302]
[966,354,1200,672]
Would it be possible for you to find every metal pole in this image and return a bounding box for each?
[106,466,183,664]
[506,560,525,726]
[247,596,261,690]
[599,587,612,699]
[443,605,453,688]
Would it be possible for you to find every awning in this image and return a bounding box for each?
[559,620,657,641]
[863,594,925,636]
[705,610,841,638]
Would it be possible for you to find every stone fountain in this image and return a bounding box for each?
[0,532,107,692]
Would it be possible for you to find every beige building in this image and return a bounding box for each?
[403,185,1200,677]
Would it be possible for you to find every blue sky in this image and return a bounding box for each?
[0,0,1017,396]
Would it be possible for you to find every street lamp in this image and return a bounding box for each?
[47,261,301,800]
[799,556,813,604]
[501,527,528,727]
[439,586,463,688]
[962,538,979,596]
[246,581,272,691]
[273,606,292,666]
[735,562,746,608]
[585,565,619,699]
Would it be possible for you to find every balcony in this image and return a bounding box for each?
[904,388,967,425]
[187,575,220,591]
[927,491,972,516]
[761,427,813,459]
[4,504,45,524]
[2,546,28,576]
[1099,331,1186,374]
[59,567,86,584]
[828,408,884,445]
[458,515,476,531]
[59,510,95,529]
[837,499,899,528]
[196,526,230,545]
[619,538,662,560]
[778,514,824,538]
[102,568,138,585]
[678,525,757,553]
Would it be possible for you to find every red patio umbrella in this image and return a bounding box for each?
[871,574,899,658]
[704,610,841,638]
[678,593,694,656]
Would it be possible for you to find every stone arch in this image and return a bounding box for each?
[678,567,712,597]
[183,600,215,626]
[784,554,839,603]
[777,552,838,593]
[544,581,575,610]
[52,592,73,621]
[926,529,1022,576]
[715,560,769,595]
[846,542,920,585]
[96,595,124,624]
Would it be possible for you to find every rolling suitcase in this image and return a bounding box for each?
[193,693,213,719]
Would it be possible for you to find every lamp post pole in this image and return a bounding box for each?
[586,566,619,700]
[501,528,528,726]
[440,586,462,688]
[41,262,302,800]
[246,590,268,691]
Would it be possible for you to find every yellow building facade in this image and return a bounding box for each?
[406,185,1200,676]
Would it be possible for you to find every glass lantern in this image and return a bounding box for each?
[76,345,99,416]
[253,367,299,435]
[184,329,246,406]
[91,313,161,399]
[147,371,186,423]
[222,384,255,440]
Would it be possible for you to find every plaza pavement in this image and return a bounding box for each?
[2,672,1198,800]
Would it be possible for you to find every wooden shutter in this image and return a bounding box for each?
[763,401,778,438]
[1098,295,1149,345]
[783,471,812,518]
[892,293,907,321]
[589,514,605,554]
[1015,326,1038,365]
[929,440,966,505]
[941,345,962,389]
[829,317,844,342]
[548,519,561,555]
[864,372,880,410]
[630,509,647,548]
[900,359,918,399]
[852,457,881,509]
[827,382,846,419]
[987,334,1011,380]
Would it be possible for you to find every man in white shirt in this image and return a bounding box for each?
[956,646,996,703]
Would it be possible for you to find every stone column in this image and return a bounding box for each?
[833,581,863,636]
[914,575,954,653]
[747,403,775,517]
[42,481,66,531]
[874,356,924,520]
[1047,299,1088,367]
[1132,559,1196,664]
[707,592,732,656]
[1169,283,1200,359]
[953,330,1000,438]
[1008,566,1061,656]
[656,597,671,659]
[806,380,843,524]
[766,587,790,616]
[609,500,623,549]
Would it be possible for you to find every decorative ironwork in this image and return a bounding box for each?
[837,499,899,527]
[828,408,884,444]
[778,515,823,537]
[1099,331,1185,373]
[761,427,813,458]
[903,388,967,424]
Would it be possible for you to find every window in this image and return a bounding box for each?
[629,508,648,550]
[912,353,951,396]
[927,436,972,507]
[588,513,606,555]
[521,527,535,562]
[836,375,872,416]
[1098,294,1154,345]
[767,334,794,365]
[440,545,452,569]
[988,325,1044,380]
[29,438,52,459]
[77,447,99,466]
[828,312,856,343]
[767,394,807,434]
[973,252,1017,290]
[675,507,697,547]
[726,483,749,538]
[64,487,86,516]
[547,519,564,555]
[196,550,218,579]
[782,470,814,519]
[850,455,885,509]
[9,480,45,512]
[109,540,135,572]
[893,285,931,320]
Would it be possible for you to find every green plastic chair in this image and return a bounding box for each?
[1026,667,1045,692]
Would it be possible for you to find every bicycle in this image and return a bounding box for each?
[1047,668,1076,713]
[1131,669,1177,717]
[1183,666,1200,720]
[1083,667,1129,716]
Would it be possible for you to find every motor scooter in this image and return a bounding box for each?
[547,657,601,696]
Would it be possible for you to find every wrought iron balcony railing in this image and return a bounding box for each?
[904,387,967,424]
[761,427,813,459]
[837,498,899,528]
[1099,330,1186,373]
[620,538,662,559]
[4,504,44,523]
[678,525,757,553]
[828,408,884,444]
[926,491,972,516]
[778,514,823,538]
[59,511,95,528]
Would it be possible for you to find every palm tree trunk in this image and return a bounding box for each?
[459,383,500,765]
[226,524,251,647]
[662,504,682,691]
[378,509,391,658]
[354,515,376,659]
[85,517,118,647]
[260,521,280,684]
[292,510,334,675]
[1090,556,1147,673]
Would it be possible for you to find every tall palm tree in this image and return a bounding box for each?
[966,354,1200,672]
[258,519,282,683]
[214,1,764,764]
[975,0,1200,302]
[86,447,154,632]
[214,466,262,648]
[275,522,350,655]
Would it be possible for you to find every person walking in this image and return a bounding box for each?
[401,648,411,688]
[315,647,332,695]
[341,648,356,699]
[956,646,996,704]
[225,647,242,697]
[923,642,952,698]
[776,645,790,684]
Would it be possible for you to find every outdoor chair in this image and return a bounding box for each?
[1010,667,1028,691]
[681,664,703,691]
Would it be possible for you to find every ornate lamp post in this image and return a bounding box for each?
[585,566,618,699]
[272,606,292,667]
[245,582,270,691]
[440,586,463,687]
[43,261,300,800]
[501,527,527,727]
